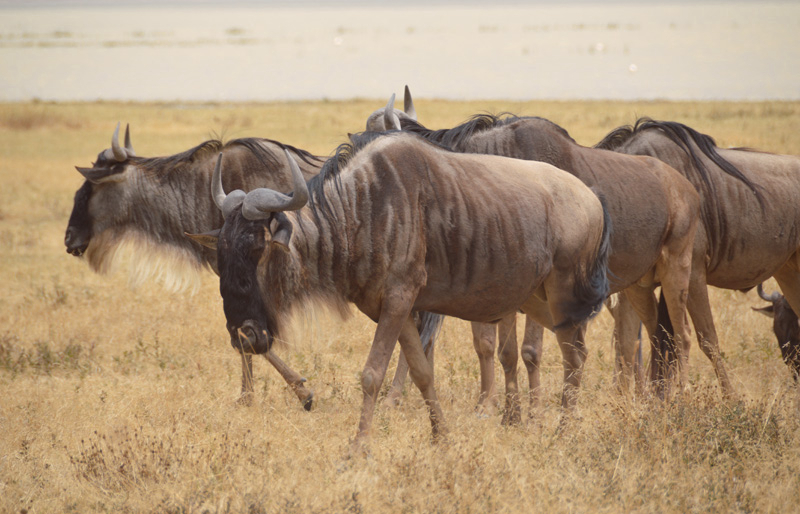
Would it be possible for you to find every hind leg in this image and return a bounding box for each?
[656,239,696,394]
[621,286,660,384]
[520,315,545,410]
[497,314,521,424]
[685,270,735,398]
[471,322,499,415]
[608,293,647,397]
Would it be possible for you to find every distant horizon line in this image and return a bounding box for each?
[3,0,797,8]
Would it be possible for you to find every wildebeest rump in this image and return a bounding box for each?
[65,124,323,407]
[368,89,701,410]
[205,131,612,450]
[596,118,800,393]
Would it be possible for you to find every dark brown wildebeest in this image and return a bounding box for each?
[752,284,800,382]
[201,131,612,451]
[367,91,701,412]
[596,118,800,394]
[65,123,323,408]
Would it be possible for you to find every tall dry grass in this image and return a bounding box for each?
[1,100,799,513]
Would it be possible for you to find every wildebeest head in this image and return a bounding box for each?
[65,122,136,258]
[190,152,308,354]
[365,85,417,131]
[752,283,800,381]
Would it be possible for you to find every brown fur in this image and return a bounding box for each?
[214,133,612,450]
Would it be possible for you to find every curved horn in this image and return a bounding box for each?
[404,85,417,121]
[241,150,309,220]
[110,122,127,162]
[124,123,136,156]
[211,152,246,219]
[212,152,227,211]
[757,283,782,303]
[383,93,400,130]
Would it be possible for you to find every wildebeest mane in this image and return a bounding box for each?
[594,118,764,206]
[307,130,410,221]
[134,139,223,173]
[134,137,322,176]
[400,113,577,150]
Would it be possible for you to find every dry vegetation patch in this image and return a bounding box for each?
[1,100,799,513]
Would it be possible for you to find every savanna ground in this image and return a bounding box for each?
[1,99,800,513]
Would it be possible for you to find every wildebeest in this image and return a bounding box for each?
[203,131,612,450]
[65,123,323,408]
[752,285,800,381]
[596,118,800,393]
[367,90,701,409]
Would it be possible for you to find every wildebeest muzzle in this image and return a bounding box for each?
[64,227,89,257]
[230,319,272,354]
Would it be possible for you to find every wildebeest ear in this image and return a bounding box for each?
[268,212,293,250]
[75,165,126,184]
[751,305,775,318]
[184,230,220,250]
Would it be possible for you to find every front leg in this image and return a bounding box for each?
[238,353,254,406]
[351,293,415,455]
[263,351,315,411]
[398,315,446,440]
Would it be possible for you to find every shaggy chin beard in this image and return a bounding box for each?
[85,229,205,293]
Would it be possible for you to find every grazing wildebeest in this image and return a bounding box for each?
[367,90,701,412]
[65,123,323,408]
[596,118,800,394]
[203,131,612,451]
[752,285,800,381]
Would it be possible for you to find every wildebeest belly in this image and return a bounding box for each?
[413,230,553,323]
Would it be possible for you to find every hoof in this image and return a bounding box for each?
[302,392,314,411]
[384,392,403,408]
[236,392,254,407]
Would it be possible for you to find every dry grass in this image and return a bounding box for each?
[1,99,800,513]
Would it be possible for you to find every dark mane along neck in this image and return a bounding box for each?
[618,118,764,206]
[400,113,576,151]
[133,140,224,175]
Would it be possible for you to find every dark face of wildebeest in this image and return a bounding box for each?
[201,152,304,355]
[216,210,275,355]
[65,123,135,257]
[753,284,800,381]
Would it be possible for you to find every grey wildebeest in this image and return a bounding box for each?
[368,90,701,410]
[202,131,612,450]
[595,118,800,394]
[752,283,800,382]
[65,123,323,408]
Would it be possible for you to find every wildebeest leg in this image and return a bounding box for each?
[239,353,254,406]
[386,313,434,407]
[497,314,521,424]
[519,315,545,410]
[685,271,735,398]
[263,351,314,411]
[554,323,589,410]
[471,321,498,415]
[608,293,646,397]
[385,352,409,407]
[621,286,661,392]
[352,295,414,454]
[398,316,446,440]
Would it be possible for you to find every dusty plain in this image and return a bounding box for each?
[1,99,799,513]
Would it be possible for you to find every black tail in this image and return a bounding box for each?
[555,194,613,329]
[652,290,677,382]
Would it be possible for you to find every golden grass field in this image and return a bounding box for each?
[1,99,800,513]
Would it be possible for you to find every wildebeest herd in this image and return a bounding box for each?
[65,87,800,452]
